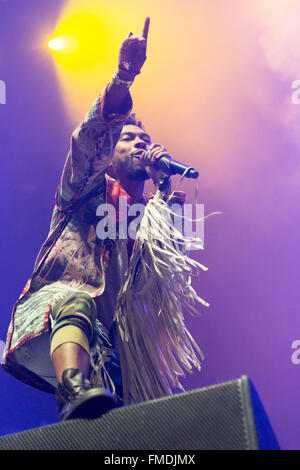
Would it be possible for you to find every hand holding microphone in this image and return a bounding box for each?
[142,143,199,181]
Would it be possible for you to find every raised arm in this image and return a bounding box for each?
[104,17,150,117]
[56,18,150,212]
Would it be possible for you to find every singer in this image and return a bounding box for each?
[2,18,207,421]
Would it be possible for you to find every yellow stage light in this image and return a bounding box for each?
[48,34,79,54]
[46,0,136,122]
[48,11,111,70]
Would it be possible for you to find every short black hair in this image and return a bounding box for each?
[123,113,145,130]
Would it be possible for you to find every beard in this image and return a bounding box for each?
[118,158,150,181]
[127,166,149,181]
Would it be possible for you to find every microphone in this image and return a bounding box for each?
[144,151,199,179]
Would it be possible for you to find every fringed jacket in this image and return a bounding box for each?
[2,84,205,404]
[1,84,135,393]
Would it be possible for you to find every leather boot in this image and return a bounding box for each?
[55,368,117,421]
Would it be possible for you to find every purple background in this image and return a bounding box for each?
[0,0,300,449]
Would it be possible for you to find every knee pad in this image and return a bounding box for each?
[50,292,97,344]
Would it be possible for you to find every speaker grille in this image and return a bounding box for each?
[0,377,277,450]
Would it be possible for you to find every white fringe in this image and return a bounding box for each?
[90,342,116,393]
[114,189,210,405]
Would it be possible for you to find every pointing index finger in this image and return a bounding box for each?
[142,17,150,41]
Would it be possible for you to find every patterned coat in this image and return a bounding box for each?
[1,84,135,393]
[1,83,196,405]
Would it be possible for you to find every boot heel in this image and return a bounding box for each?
[55,368,117,421]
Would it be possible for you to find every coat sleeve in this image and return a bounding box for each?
[55,84,132,212]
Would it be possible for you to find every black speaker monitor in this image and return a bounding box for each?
[0,376,280,450]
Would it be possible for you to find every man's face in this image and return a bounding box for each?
[111,125,152,181]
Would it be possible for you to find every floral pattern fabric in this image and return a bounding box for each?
[1,85,133,393]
